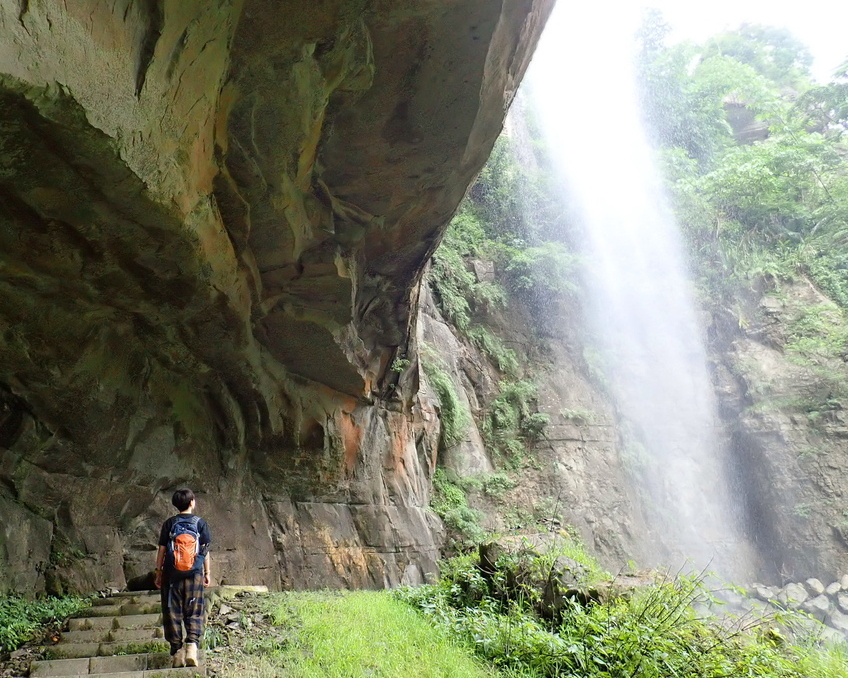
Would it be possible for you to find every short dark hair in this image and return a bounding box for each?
[172,488,195,511]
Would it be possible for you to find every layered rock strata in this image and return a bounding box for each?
[0,0,553,594]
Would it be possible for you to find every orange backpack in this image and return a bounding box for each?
[166,515,204,577]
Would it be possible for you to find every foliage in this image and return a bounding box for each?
[482,380,549,469]
[431,468,486,546]
[785,303,848,365]
[429,208,506,334]
[700,23,813,90]
[0,595,90,653]
[465,326,519,376]
[636,14,780,166]
[429,126,580,346]
[247,591,497,678]
[422,355,471,449]
[496,241,580,301]
[640,13,848,319]
[481,473,518,500]
[398,554,848,678]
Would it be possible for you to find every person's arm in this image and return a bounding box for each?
[154,545,166,589]
[203,552,211,588]
[200,519,212,587]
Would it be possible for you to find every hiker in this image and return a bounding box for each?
[154,488,212,668]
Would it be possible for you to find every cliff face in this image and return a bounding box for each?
[427,255,848,582]
[710,277,848,582]
[0,0,554,595]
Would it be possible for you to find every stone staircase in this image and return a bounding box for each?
[29,591,204,678]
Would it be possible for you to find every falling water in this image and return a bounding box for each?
[526,3,757,579]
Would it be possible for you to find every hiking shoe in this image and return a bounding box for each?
[172,647,186,668]
[185,642,199,667]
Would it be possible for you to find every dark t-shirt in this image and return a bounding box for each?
[158,514,212,550]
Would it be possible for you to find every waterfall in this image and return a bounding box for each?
[525,3,758,579]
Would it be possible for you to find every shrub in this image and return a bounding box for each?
[483,380,548,468]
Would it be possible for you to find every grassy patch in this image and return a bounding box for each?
[231,591,496,678]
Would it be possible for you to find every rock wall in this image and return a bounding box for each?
[0,0,554,595]
[710,277,848,582]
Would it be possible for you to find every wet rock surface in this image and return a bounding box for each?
[712,278,848,580]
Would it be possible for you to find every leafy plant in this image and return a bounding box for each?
[481,473,517,500]
[482,380,548,469]
[0,595,90,653]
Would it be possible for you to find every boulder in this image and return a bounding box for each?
[841,575,848,589]
[804,578,825,596]
[478,533,594,619]
[819,627,846,645]
[837,592,848,614]
[828,607,848,634]
[802,594,831,621]
[470,259,496,283]
[778,582,808,608]
[752,584,779,602]
[826,582,842,596]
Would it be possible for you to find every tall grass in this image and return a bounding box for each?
[398,554,848,678]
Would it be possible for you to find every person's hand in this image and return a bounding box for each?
[154,570,162,589]
[203,572,211,588]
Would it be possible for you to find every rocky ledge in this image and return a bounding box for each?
[0,0,553,594]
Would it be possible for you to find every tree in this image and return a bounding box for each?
[701,24,813,91]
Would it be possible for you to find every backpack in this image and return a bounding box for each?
[165,515,205,578]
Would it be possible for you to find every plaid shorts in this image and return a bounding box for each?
[161,572,205,652]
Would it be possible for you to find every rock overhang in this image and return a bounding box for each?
[0,0,554,593]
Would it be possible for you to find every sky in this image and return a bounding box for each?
[647,0,848,82]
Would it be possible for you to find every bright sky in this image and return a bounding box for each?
[647,0,848,82]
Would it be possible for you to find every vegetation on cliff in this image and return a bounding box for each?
[637,13,848,312]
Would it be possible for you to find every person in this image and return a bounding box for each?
[154,489,212,668]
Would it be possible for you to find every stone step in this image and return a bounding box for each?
[79,603,160,618]
[59,628,164,644]
[45,641,170,660]
[69,614,162,632]
[87,670,204,678]
[90,595,158,608]
[110,590,158,598]
[31,652,205,676]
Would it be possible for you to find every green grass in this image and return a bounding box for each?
[256,591,498,678]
